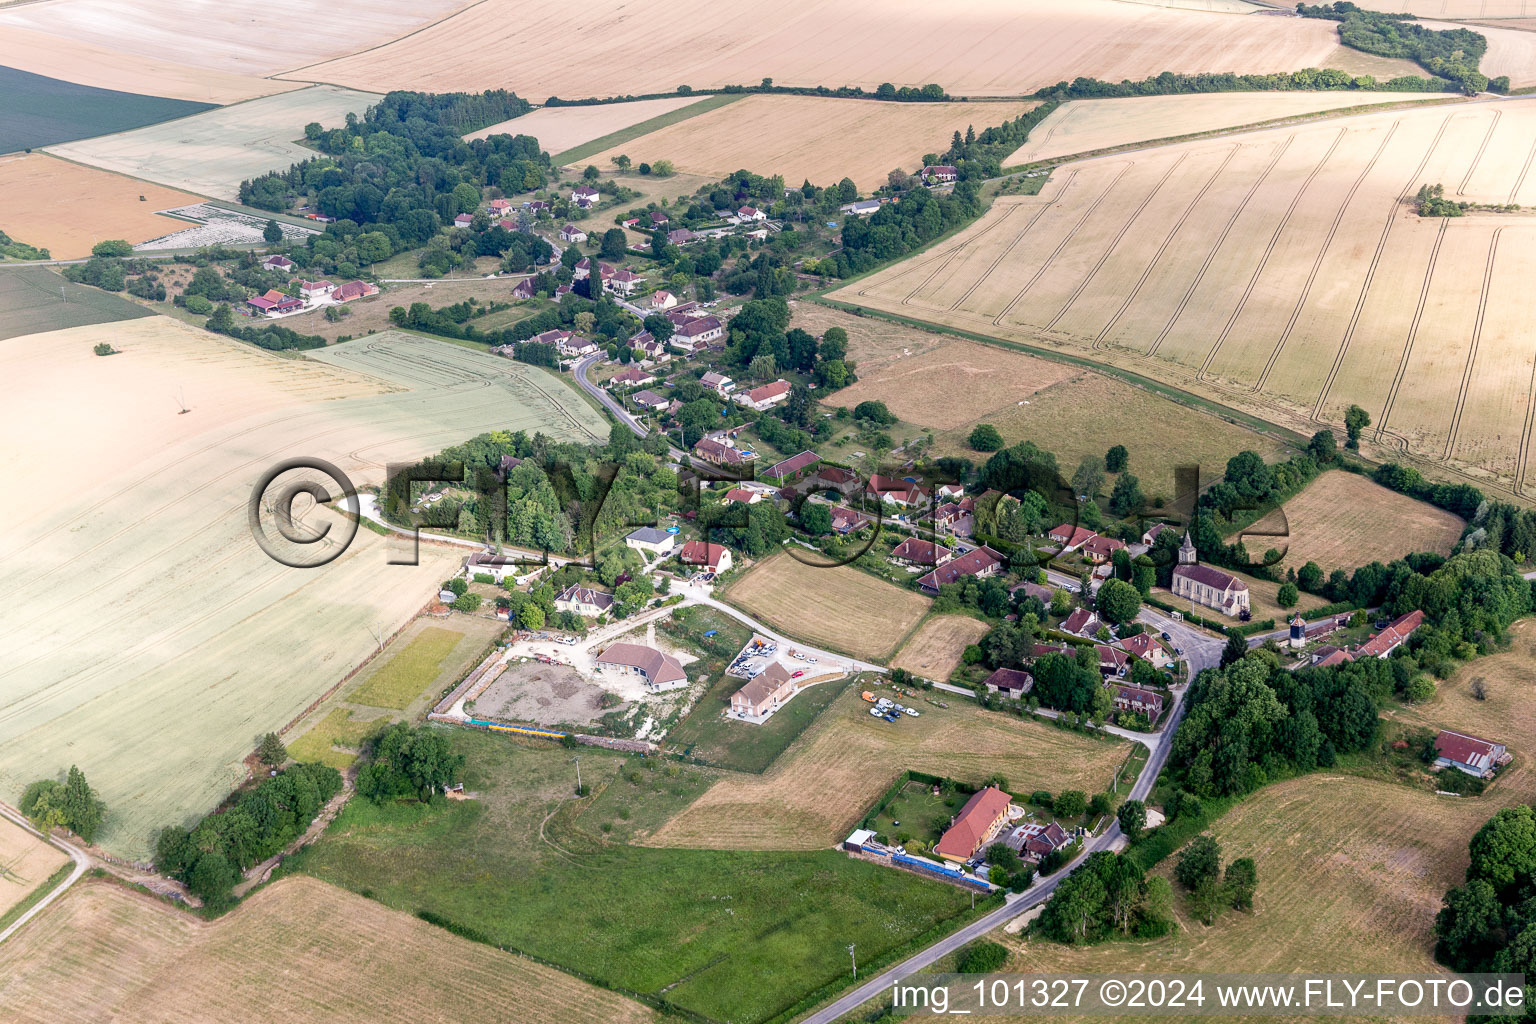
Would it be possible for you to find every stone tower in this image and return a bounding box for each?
[1178,531,1197,565]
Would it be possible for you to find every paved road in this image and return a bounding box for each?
[798,618,1217,1024]
[0,803,89,946]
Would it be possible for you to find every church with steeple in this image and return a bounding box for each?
[1169,530,1250,618]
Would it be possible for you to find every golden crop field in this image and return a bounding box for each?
[289,0,1342,98]
[1239,470,1465,574]
[0,153,199,258]
[1354,0,1536,16]
[1431,18,1536,88]
[0,817,68,919]
[0,877,657,1024]
[833,100,1536,501]
[721,554,930,661]
[48,86,380,201]
[890,615,991,682]
[467,94,711,150]
[647,687,1131,851]
[581,95,1040,191]
[0,322,604,858]
[1006,92,1457,165]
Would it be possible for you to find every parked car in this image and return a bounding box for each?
[904,708,920,717]
[869,707,884,717]
[1161,631,1172,641]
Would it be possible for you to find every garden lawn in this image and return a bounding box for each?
[665,673,853,773]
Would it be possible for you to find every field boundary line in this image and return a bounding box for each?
[991,161,1132,326]
[1251,119,1399,394]
[1093,144,1240,350]
[1146,134,1293,356]
[1195,126,1347,381]
[1312,112,1455,421]
[551,93,745,166]
[1456,106,1502,196]
[1442,226,1502,460]
[1043,151,1192,334]
[269,0,493,82]
[1376,219,1448,444]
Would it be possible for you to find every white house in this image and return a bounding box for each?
[624,526,677,559]
[559,223,587,243]
[650,290,678,310]
[261,254,294,272]
[735,379,791,411]
[554,585,615,618]
[674,315,724,347]
[700,371,735,394]
[595,642,687,692]
[605,267,644,296]
[298,279,336,303]
[557,335,599,359]
[839,199,880,216]
[737,205,767,222]
[453,213,474,228]
[572,185,599,204]
[572,256,592,280]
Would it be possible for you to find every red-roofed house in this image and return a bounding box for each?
[692,436,755,467]
[934,786,1013,863]
[511,277,537,299]
[261,254,294,272]
[680,540,732,573]
[453,213,474,228]
[595,641,688,692]
[649,210,669,226]
[1095,644,1131,677]
[572,185,599,204]
[1356,610,1425,659]
[333,280,379,302]
[1061,607,1104,638]
[890,537,952,567]
[298,279,335,302]
[1048,524,1098,552]
[1116,631,1172,668]
[246,289,303,316]
[916,546,1004,595]
[1023,821,1069,860]
[673,315,724,348]
[829,505,869,534]
[761,450,821,485]
[607,366,655,388]
[488,198,512,217]
[922,165,958,183]
[559,223,587,243]
[1434,730,1507,778]
[650,289,678,310]
[1110,684,1164,718]
[737,205,766,222]
[1081,535,1127,564]
[722,487,762,505]
[736,379,791,411]
[866,475,929,507]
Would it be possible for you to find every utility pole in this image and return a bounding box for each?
[571,755,581,793]
[847,943,857,980]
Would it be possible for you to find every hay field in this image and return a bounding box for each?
[834,100,1536,499]
[1240,470,1464,573]
[0,321,604,857]
[0,153,199,258]
[647,687,1130,850]
[291,0,1342,99]
[581,95,1040,191]
[48,85,381,201]
[1006,92,1456,165]
[0,817,68,919]
[467,94,710,149]
[0,877,656,1024]
[721,554,929,661]
[890,615,991,682]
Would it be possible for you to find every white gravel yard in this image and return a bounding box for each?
[135,204,313,251]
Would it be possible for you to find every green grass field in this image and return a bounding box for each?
[667,673,853,774]
[286,708,377,770]
[0,265,153,340]
[291,728,982,1024]
[0,65,212,153]
[869,780,958,849]
[347,627,465,710]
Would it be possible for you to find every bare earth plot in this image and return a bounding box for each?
[0,152,200,258]
[647,687,1130,850]
[721,554,930,662]
[0,321,605,857]
[1240,470,1464,574]
[0,816,68,919]
[1006,92,1456,165]
[48,85,381,201]
[890,615,991,683]
[0,877,657,1024]
[582,96,1040,192]
[832,99,1536,501]
[466,94,711,149]
[290,0,1342,98]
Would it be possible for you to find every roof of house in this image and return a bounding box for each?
[610,366,653,385]
[676,315,723,338]
[1012,581,1055,605]
[333,280,374,301]
[632,388,670,408]
[1312,645,1353,667]
[916,546,1002,591]
[1024,821,1069,854]
[817,466,858,485]
[1082,535,1127,559]
[1143,522,1176,542]
[738,205,758,215]
[867,474,929,503]
[649,210,669,222]
[574,185,598,197]
[555,584,615,611]
[561,222,583,233]
[734,661,794,707]
[1172,563,1247,592]
[532,328,572,345]
[891,537,950,564]
[1356,609,1425,658]
[982,667,1033,693]
[1061,607,1103,635]
[764,450,820,480]
[924,164,958,175]
[263,255,293,267]
[667,228,694,242]
[626,526,674,545]
[1048,523,1098,548]
[934,786,1012,861]
[1116,632,1159,659]
[453,213,473,224]
[595,642,686,686]
[1096,644,1131,670]
[722,487,757,503]
[680,540,728,568]
[700,370,732,386]
[692,437,750,464]
[743,380,791,403]
[1435,729,1502,770]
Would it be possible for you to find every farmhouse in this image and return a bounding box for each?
[261,254,294,272]
[464,550,524,584]
[453,213,474,228]
[675,315,724,347]
[1433,730,1508,779]
[982,666,1033,697]
[572,185,599,204]
[916,545,1003,595]
[761,450,821,485]
[1081,535,1126,564]
[1356,610,1425,659]
[559,223,587,243]
[1061,607,1104,638]
[1310,645,1354,668]
[737,205,767,221]
[650,290,678,310]
[595,642,688,693]
[934,786,1012,863]
[298,279,335,302]
[511,277,537,299]
[735,379,791,411]
[680,540,731,573]
[1048,524,1097,551]
[700,371,735,394]
[1110,685,1163,721]
[839,199,881,216]
[624,526,677,558]
[730,661,799,718]
[332,280,379,302]
[890,537,952,567]
[554,585,615,618]
[246,289,303,316]
[922,165,958,183]
[607,366,655,388]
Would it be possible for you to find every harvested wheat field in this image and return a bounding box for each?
[890,615,991,682]
[0,817,68,919]
[467,94,712,150]
[1353,0,1536,15]
[1240,470,1464,573]
[721,554,929,661]
[0,322,604,857]
[0,876,657,1024]
[49,85,381,200]
[1006,92,1457,165]
[582,95,1040,191]
[990,774,1495,1022]
[292,0,1342,99]
[0,153,199,258]
[647,687,1130,850]
[835,99,1536,499]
